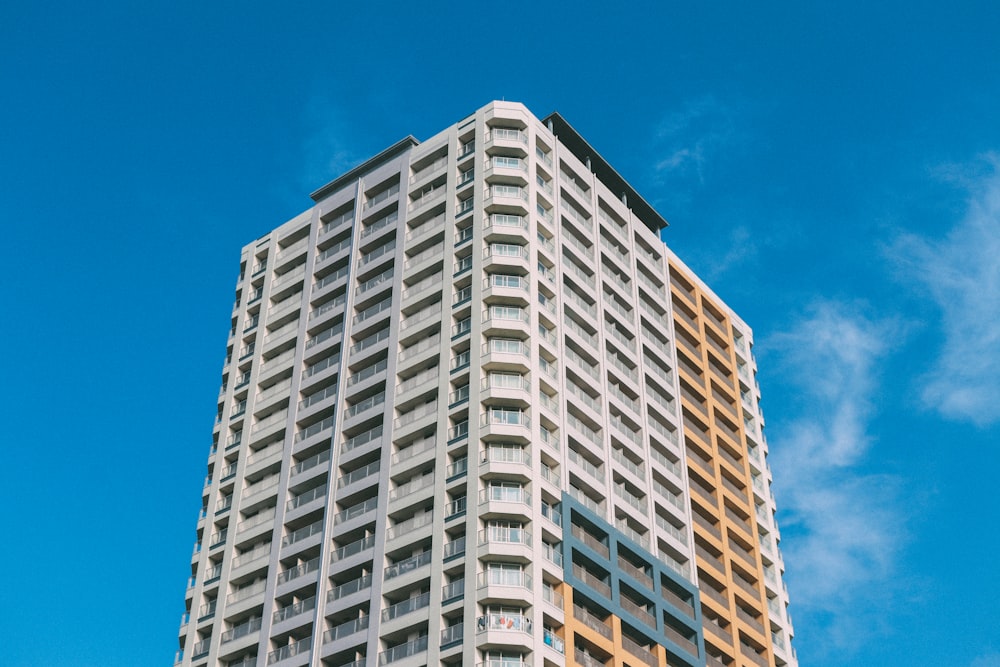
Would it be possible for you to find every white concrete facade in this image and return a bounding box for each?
[175,102,796,667]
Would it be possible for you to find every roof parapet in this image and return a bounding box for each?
[310,136,420,202]
[542,112,668,233]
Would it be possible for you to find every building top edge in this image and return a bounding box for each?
[542,111,669,234]
[309,135,420,202]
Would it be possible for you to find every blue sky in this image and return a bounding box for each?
[1,1,998,665]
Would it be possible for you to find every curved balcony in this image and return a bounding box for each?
[481,306,530,338]
[479,409,531,444]
[475,612,534,651]
[482,212,530,243]
[481,373,531,407]
[480,445,532,482]
[481,340,530,373]
[482,243,530,273]
[482,274,530,305]
[476,570,533,605]
[478,486,532,521]
[485,127,529,153]
[477,528,533,563]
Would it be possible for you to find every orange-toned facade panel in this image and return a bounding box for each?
[669,261,777,667]
[561,584,672,667]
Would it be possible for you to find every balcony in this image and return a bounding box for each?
[388,472,435,503]
[277,556,319,585]
[407,186,445,212]
[479,409,531,443]
[572,563,611,599]
[273,596,316,624]
[621,634,658,667]
[332,497,377,527]
[385,512,434,541]
[478,526,532,561]
[384,551,432,581]
[482,243,530,272]
[287,484,327,512]
[344,391,385,422]
[482,305,530,338]
[568,447,603,484]
[443,535,466,561]
[477,569,533,602]
[481,339,530,373]
[294,414,334,444]
[323,615,369,644]
[570,524,609,559]
[478,486,531,520]
[618,556,654,590]
[378,635,428,665]
[440,622,464,649]
[347,359,388,387]
[227,580,266,607]
[328,573,373,603]
[475,612,533,650]
[282,519,324,548]
[620,594,656,629]
[231,543,269,571]
[338,424,380,457]
[336,460,380,490]
[330,534,375,563]
[574,648,606,667]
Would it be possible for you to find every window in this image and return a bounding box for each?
[486,480,524,502]
[489,274,524,289]
[487,337,527,355]
[487,407,525,426]
[488,242,525,258]
[485,562,525,585]
[488,305,524,321]
[486,520,525,543]
[484,442,525,463]
[490,184,523,198]
[487,371,525,389]
[492,156,521,169]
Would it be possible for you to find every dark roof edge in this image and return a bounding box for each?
[542,112,668,233]
[309,135,420,202]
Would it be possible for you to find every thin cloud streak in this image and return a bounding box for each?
[299,100,365,194]
[764,301,905,654]
[891,156,1000,426]
[971,652,1000,667]
[653,96,736,184]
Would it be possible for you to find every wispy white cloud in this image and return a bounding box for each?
[653,96,736,184]
[891,155,1000,427]
[764,301,906,653]
[299,100,365,193]
[971,651,1000,667]
[701,225,758,281]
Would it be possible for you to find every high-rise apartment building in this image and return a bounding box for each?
[175,101,796,667]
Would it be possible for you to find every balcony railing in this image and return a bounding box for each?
[477,569,532,589]
[330,535,375,562]
[327,573,373,602]
[381,591,430,621]
[324,615,369,643]
[384,551,432,580]
[573,604,613,640]
[272,596,315,624]
[476,613,532,633]
[332,497,377,526]
[385,513,434,540]
[277,556,319,585]
[282,519,323,546]
[378,635,428,665]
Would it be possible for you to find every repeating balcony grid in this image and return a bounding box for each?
[177,101,797,667]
